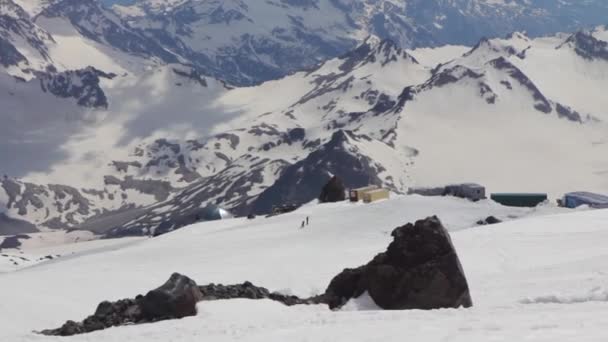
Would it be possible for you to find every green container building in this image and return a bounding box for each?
[491,193,548,207]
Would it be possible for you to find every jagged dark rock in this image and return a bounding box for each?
[489,57,553,114]
[140,273,203,320]
[41,273,202,336]
[38,67,112,109]
[323,216,472,310]
[198,281,322,306]
[40,274,322,336]
[562,31,608,62]
[319,176,346,203]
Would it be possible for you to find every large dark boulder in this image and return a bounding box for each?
[140,273,203,320]
[324,216,472,310]
[319,176,346,203]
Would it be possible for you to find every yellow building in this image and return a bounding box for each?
[349,185,378,202]
[363,188,390,203]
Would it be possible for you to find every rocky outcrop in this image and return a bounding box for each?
[319,176,346,203]
[0,234,30,250]
[323,216,472,310]
[41,273,203,336]
[41,274,322,336]
[0,214,38,236]
[103,176,173,202]
[40,0,178,65]
[199,282,321,306]
[42,217,474,336]
[140,273,203,320]
[561,31,608,62]
[38,67,113,109]
[250,131,384,215]
[488,57,552,114]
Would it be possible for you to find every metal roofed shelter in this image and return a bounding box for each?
[491,193,548,208]
[444,183,486,201]
[562,192,608,209]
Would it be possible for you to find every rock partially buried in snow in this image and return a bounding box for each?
[198,281,322,306]
[41,273,202,336]
[40,275,320,336]
[477,216,502,226]
[323,216,473,310]
[140,273,203,320]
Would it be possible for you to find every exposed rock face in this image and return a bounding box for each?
[38,67,113,109]
[0,214,38,236]
[41,273,202,336]
[41,274,321,336]
[250,131,383,215]
[0,234,30,249]
[324,216,472,310]
[489,57,552,114]
[199,281,321,306]
[140,273,203,320]
[562,31,608,61]
[40,0,178,64]
[319,176,346,203]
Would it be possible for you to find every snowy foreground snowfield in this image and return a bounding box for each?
[2,195,608,341]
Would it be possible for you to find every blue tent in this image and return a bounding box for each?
[562,192,608,209]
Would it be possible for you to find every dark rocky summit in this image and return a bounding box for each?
[318,176,346,203]
[323,216,472,310]
[251,130,383,215]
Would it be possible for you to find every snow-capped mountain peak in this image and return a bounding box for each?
[559,31,608,61]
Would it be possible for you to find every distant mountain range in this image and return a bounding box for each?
[1,0,608,236]
[112,0,608,85]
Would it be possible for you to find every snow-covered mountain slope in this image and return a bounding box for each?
[0,176,162,234]
[111,0,608,85]
[0,0,172,80]
[0,197,606,341]
[0,230,141,272]
[3,29,608,236]
[101,30,608,236]
[386,31,608,194]
[0,61,240,232]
